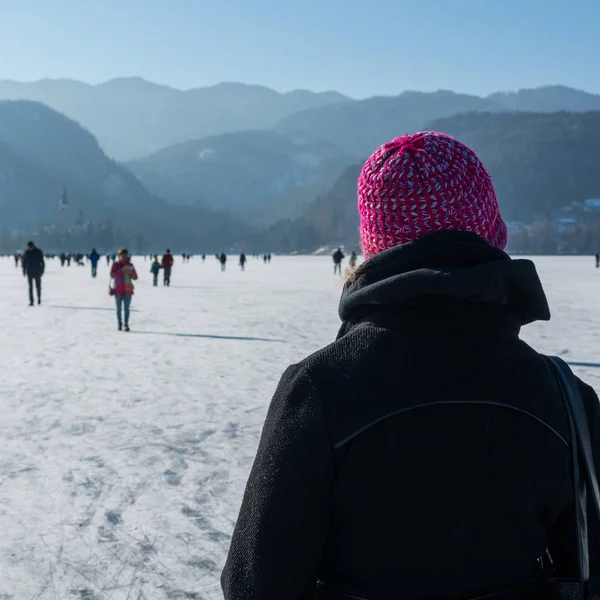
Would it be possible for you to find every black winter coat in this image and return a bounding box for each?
[222,232,600,600]
[22,247,45,277]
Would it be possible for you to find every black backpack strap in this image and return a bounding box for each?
[548,357,600,521]
[546,356,600,595]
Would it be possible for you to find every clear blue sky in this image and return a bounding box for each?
[1,0,598,98]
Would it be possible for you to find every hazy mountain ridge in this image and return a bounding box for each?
[127,130,353,225]
[487,85,600,112]
[273,86,600,159]
[0,78,351,160]
[274,91,500,157]
[0,100,252,248]
[132,85,600,229]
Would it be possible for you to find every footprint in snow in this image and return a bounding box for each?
[164,469,182,486]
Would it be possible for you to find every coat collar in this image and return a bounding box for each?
[339,231,550,334]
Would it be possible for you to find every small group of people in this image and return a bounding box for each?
[332,248,358,275]
[16,240,306,342]
[215,251,254,271]
[58,252,87,267]
[149,250,174,286]
[59,252,72,267]
[213,251,271,271]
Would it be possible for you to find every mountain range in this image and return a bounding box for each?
[126,130,353,225]
[0,78,350,160]
[2,79,599,163]
[126,85,600,228]
[2,79,600,253]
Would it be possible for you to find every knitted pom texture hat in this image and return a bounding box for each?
[358,132,508,259]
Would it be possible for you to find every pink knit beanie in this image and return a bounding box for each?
[358,132,508,259]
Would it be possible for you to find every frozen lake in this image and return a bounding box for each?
[0,254,598,599]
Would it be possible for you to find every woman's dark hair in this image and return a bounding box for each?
[118,248,128,256]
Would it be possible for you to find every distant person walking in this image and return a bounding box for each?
[162,249,174,286]
[239,252,247,271]
[22,241,45,306]
[109,248,137,332]
[349,251,358,269]
[150,255,161,286]
[596,252,599,268]
[14,253,20,268]
[333,247,345,275]
[90,248,100,278]
[106,254,111,266]
[220,252,227,272]
[202,254,206,262]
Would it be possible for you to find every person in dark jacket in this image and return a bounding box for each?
[150,256,161,286]
[89,248,100,278]
[222,132,600,600]
[239,252,247,271]
[333,247,345,275]
[22,241,45,306]
[220,252,227,272]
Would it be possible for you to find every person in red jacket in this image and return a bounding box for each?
[161,249,174,286]
[109,248,137,331]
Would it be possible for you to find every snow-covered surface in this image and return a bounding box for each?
[0,255,598,599]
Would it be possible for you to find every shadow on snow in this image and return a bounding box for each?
[132,331,285,343]
[47,305,139,312]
